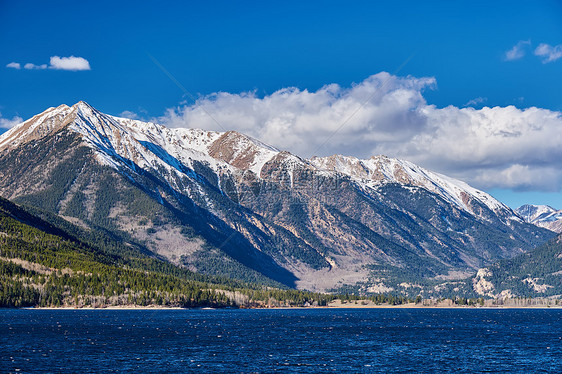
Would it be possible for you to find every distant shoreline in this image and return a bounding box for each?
[19,302,562,311]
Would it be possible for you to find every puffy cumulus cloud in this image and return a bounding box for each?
[49,56,90,71]
[534,43,562,63]
[504,40,531,61]
[0,113,23,129]
[396,105,562,191]
[6,56,91,71]
[162,72,435,157]
[160,73,562,192]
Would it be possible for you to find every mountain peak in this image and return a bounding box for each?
[515,204,562,232]
[208,130,279,174]
[72,100,94,111]
[517,203,556,211]
[56,103,71,110]
[0,103,75,150]
[71,101,100,120]
[0,101,115,153]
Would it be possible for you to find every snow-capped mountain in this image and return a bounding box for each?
[309,154,513,221]
[1,102,514,222]
[0,102,554,291]
[516,204,562,233]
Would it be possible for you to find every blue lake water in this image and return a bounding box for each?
[1,308,561,373]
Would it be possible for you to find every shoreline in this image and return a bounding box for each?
[20,303,562,311]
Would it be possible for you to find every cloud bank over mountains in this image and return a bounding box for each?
[161,72,562,193]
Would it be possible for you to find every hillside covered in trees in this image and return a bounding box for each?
[0,197,345,308]
[472,233,562,298]
[3,194,561,308]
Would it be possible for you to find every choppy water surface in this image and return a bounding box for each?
[1,308,561,373]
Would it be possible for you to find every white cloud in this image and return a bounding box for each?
[120,110,140,120]
[162,72,435,155]
[0,113,23,129]
[6,56,91,71]
[401,105,562,191]
[24,63,47,70]
[504,40,530,61]
[160,73,562,192]
[119,107,148,121]
[6,62,21,69]
[534,43,562,63]
[464,97,487,107]
[471,164,560,192]
[49,56,91,71]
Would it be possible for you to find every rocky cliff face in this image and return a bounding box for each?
[0,102,554,291]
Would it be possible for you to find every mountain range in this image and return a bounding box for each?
[516,204,562,233]
[0,102,555,294]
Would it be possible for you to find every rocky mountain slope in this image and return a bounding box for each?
[516,204,562,233]
[0,196,334,308]
[469,232,562,298]
[0,102,554,292]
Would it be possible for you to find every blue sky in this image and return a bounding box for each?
[1,0,562,208]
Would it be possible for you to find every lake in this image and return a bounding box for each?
[1,308,561,373]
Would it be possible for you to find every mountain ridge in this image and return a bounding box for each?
[0,102,554,292]
[0,101,521,221]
